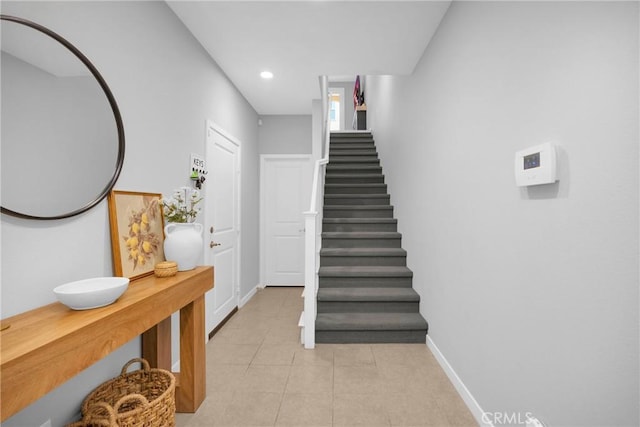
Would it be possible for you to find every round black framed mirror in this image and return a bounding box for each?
[1,15,125,220]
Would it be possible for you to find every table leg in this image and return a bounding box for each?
[142,316,172,370]
[176,295,206,412]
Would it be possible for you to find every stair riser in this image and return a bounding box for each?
[325,176,385,185]
[315,330,426,344]
[331,135,374,139]
[329,138,375,148]
[322,237,401,248]
[330,142,376,148]
[324,185,387,195]
[322,222,397,232]
[324,208,393,218]
[329,158,379,164]
[317,302,419,313]
[320,255,406,267]
[324,196,390,206]
[329,142,376,150]
[330,150,378,155]
[330,149,376,155]
[329,149,378,155]
[326,167,382,174]
[329,156,379,162]
[329,150,380,155]
[319,277,413,287]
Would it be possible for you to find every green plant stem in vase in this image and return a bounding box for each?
[163,187,202,223]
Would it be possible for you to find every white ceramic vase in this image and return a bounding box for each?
[163,222,204,271]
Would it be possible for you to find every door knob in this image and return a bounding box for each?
[210,242,221,248]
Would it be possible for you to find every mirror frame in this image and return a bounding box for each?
[0,15,125,220]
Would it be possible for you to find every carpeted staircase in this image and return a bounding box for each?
[315,131,429,343]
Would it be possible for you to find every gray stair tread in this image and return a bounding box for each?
[327,164,380,169]
[322,231,401,238]
[325,173,384,177]
[319,266,413,277]
[331,139,373,141]
[316,312,427,331]
[324,205,393,209]
[320,248,406,256]
[331,137,373,140]
[326,179,385,184]
[323,218,396,223]
[326,168,382,173]
[329,144,376,148]
[329,151,377,155]
[325,194,389,199]
[318,287,419,302]
[330,155,378,158]
[330,149,376,151]
[329,144,375,150]
[330,162,379,165]
[322,231,400,238]
[325,184,386,188]
[327,162,378,165]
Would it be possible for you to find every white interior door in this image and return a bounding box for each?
[261,156,312,286]
[205,121,240,337]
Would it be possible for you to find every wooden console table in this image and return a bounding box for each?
[0,266,213,422]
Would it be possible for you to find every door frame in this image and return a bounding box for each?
[259,154,312,287]
[205,119,241,336]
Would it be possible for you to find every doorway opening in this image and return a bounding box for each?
[328,87,345,131]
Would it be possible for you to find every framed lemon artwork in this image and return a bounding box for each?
[108,190,166,280]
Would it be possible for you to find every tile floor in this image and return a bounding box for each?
[176,286,478,427]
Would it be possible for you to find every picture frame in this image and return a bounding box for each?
[108,190,165,280]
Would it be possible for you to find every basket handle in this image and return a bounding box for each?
[114,393,150,413]
[82,402,117,426]
[120,357,150,375]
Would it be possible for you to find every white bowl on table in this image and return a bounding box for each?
[53,277,130,310]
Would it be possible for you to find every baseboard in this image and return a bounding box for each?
[239,284,259,308]
[426,336,493,427]
[208,307,238,340]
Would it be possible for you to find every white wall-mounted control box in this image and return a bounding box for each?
[515,142,557,187]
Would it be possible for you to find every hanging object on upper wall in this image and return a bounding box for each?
[353,75,361,109]
[190,153,207,189]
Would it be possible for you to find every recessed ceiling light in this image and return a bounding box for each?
[260,71,274,79]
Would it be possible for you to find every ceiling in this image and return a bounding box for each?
[167,1,451,115]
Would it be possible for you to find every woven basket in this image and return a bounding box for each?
[68,358,175,427]
[154,261,178,278]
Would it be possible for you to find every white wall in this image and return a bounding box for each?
[0,2,259,426]
[258,114,312,154]
[366,2,639,426]
[311,99,322,161]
